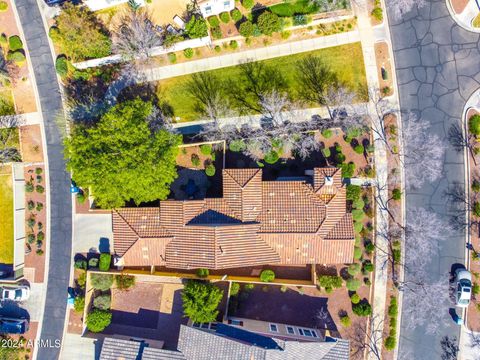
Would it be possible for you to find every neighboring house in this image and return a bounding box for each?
[84,0,146,12]
[197,0,235,17]
[112,168,355,270]
[99,324,350,359]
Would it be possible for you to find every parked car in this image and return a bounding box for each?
[455,269,472,307]
[0,271,11,279]
[0,317,29,335]
[0,285,30,302]
[43,0,67,6]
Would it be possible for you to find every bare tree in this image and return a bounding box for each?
[310,0,344,12]
[448,123,477,165]
[258,89,293,127]
[387,0,426,20]
[440,336,459,360]
[401,275,451,334]
[0,54,19,87]
[402,113,444,189]
[350,316,383,360]
[113,7,162,60]
[445,182,476,230]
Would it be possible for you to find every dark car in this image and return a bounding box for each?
[43,0,67,6]
[0,317,29,335]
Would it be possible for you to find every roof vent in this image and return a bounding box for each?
[325,176,334,186]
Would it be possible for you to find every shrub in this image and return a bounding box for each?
[473,282,480,295]
[86,309,112,333]
[35,185,44,193]
[27,200,35,210]
[229,40,238,49]
[208,16,220,27]
[371,7,383,21]
[363,261,374,273]
[27,233,35,244]
[36,202,44,212]
[388,297,398,317]
[340,162,355,178]
[239,21,254,37]
[55,56,68,77]
[211,26,223,39]
[260,269,275,282]
[340,315,351,327]
[25,182,34,193]
[74,296,85,313]
[91,273,114,291]
[346,278,361,291]
[168,52,177,63]
[352,300,372,316]
[182,280,223,323]
[191,153,200,167]
[94,293,111,310]
[200,144,212,155]
[115,274,135,290]
[205,164,216,177]
[264,150,279,164]
[77,192,86,204]
[196,268,209,278]
[351,293,361,304]
[354,145,364,154]
[77,272,86,288]
[242,0,254,9]
[7,51,26,64]
[348,263,361,276]
[353,198,365,210]
[393,248,401,264]
[74,259,87,270]
[322,148,331,158]
[244,283,255,291]
[230,282,240,296]
[8,36,23,51]
[36,249,44,255]
[185,16,208,39]
[220,12,230,23]
[88,258,99,268]
[352,209,365,222]
[214,45,221,52]
[26,217,36,228]
[392,188,402,200]
[0,1,8,11]
[322,129,333,138]
[474,201,480,217]
[469,115,480,136]
[230,139,246,152]
[384,336,396,350]
[318,275,342,292]
[257,12,282,35]
[365,241,375,254]
[353,246,362,260]
[294,14,309,26]
[354,222,363,234]
[473,180,480,193]
[390,316,397,329]
[346,185,361,201]
[231,9,242,22]
[183,48,194,58]
[99,253,111,271]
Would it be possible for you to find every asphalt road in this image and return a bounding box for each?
[14,0,72,359]
[387,0,479,358]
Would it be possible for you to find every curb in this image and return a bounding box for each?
[445,0,480,34]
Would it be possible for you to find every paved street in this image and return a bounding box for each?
[387,0,478,358]
[14,0,72,359]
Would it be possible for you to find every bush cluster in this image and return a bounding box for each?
[260,269,275,282]
[99,253,111,271]
[352,300,372,317]
[385,296,398,351]
[86,309,112,333]
[91,273,113,291]
[115,274,135,290]
[317,275,342,293]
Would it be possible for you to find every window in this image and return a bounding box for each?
[286,326,295,335]
[228,319,244,326]
[298,328,318,338]
[204,6,212,14]
[298,328,303,336]
[192,322,201,328]
[269,324,278,332]
[200,323,210,329]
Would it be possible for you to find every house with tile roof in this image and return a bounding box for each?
[99,323,350,360]
[112,167,355,270]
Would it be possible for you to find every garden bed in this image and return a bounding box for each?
[19,125,43,163]
[155,42,367,122]
[375,41,393,97]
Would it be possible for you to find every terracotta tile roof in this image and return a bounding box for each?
[112,167,354,269]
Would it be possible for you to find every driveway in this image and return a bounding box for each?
[73,214,113,255]
[14,0,72,359]
[387,0,479,358]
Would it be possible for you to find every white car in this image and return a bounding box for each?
[0,285,30,302]
[455,269,472,308]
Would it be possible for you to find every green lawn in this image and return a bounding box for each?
[156,42,367,122]
[0,169,14,265]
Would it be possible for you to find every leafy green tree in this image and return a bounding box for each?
[99,253,111,271]
[239,21,254,37]
[93,293,111,310]
[51,3,111,61]
[115,274,136,290]
[182,280,223,323]
[352,300,372,316]
[185,16,208,39]
[86,309,112,332]
[260,269,275,282]
[65,99,181,208]
[257,12,281,35]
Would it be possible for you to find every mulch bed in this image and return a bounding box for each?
[19,125,43,163]
[451,0,470,14]
[375,42,394,97]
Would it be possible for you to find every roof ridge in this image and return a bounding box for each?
[114,209,141,237]
[225,168,260,188]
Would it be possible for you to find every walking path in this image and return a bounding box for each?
[141,31,360,81]
[14,0,72,359]
[460,329,480,359]
[0,112,42,128]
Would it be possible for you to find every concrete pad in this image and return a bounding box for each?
[23,283,45,322]
[60,333,97,360]
[73,214,113,255]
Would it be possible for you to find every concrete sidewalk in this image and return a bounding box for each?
[0,112,42,128]
[141,31,360,81]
